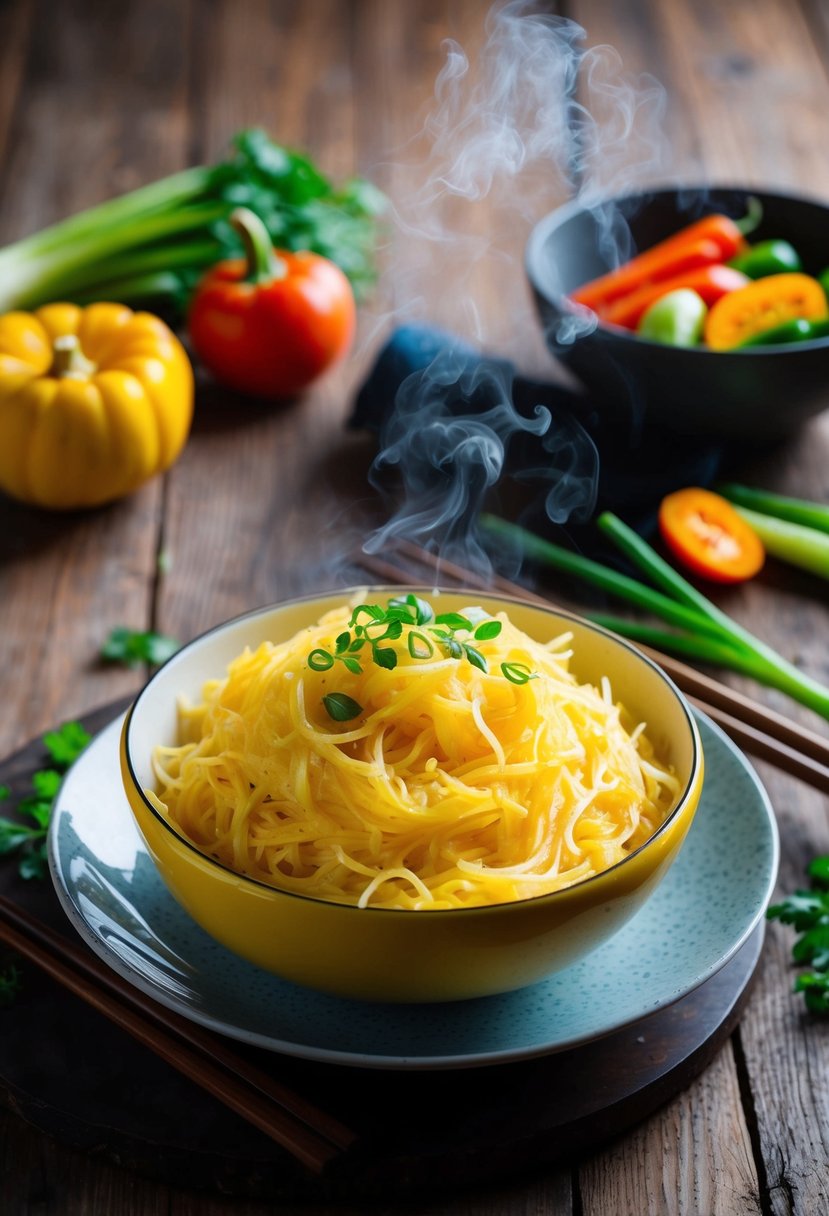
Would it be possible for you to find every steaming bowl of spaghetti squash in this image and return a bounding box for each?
[120,588,703,1002]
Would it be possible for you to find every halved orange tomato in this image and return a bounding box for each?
[704,272,828,350]
[658,487,765,583]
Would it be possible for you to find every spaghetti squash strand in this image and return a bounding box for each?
[149,601,679,908]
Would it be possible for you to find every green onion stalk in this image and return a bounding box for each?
[481,512,829,721]
[0,129,387,321]
[717,483,829,580]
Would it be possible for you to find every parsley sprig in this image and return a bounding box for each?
[310,595,536,722]
[767,856,829,1014]
[0,721,90,880]
[101,627,180,669]
[0,956,22,1007]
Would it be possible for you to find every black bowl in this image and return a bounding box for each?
[526,186,829,441]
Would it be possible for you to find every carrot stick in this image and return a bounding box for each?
[603,264,750,330]
[571,214,750,312]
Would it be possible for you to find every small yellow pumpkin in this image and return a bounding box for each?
[0,302,193,509]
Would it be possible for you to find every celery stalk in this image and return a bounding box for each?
[730,506,829,579]
[0,128,385,320]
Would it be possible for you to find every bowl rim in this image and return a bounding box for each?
[525,182,829,356]
[123,586,703,917]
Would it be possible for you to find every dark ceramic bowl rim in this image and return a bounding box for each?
[123,586,701,918]
[526,183,829,356]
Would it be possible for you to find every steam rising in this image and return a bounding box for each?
[363,1,669,569]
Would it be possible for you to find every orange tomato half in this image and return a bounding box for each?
[658,488,765,583]
[704,272,828,350]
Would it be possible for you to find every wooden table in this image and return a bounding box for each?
[1,1,827,1212]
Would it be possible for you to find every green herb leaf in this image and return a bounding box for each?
[768,856,829,1014]
[18,851,47,881]
[434,612,474,631]
[793,926,829,970]
[474,620,503,641]
[365,618,403,644]
[31,770,62,800]
[0,821,40,854]
[808,857,829,889]
[795,971,829,1015]
[102,627,180,669]
[18,781,57,828]
[349,605,385,627]
[0,720,89,880]
[322,693,363,722]
[0,785,9,802]
[43,721,90,768]
[767,890,829,931]
[388,594,433,625]
[463,644,488,673]
[0,958,22,1008]
[312,596,533,720]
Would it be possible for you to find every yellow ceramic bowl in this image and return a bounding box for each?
[120,588,704,1003]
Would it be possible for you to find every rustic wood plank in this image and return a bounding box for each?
[156,0,379,644]
[0,0,192,1202]
[0,0,33,171]
[2,1,829,1212]
[579,1042,763,1215]
[0,0,192,749]
[0,0,194,756]
[567,1,829,1211]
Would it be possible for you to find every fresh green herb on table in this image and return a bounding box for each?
[309,594,535,722]
[101,628,180,668]
[767,857,829,1014]
[0,722,90,880]
[0,128,386,321]
[481,512,829,721]
[0,956,22,1007]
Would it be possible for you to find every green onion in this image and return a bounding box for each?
[0,129,386,320]
[718,483,829,534]
[480,512,829,721]
[726,505,829,580]
[480,514,739,645]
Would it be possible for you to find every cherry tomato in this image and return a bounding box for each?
[188,207,356,398]
[658,488,765,584]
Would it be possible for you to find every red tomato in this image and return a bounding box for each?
[658,488,765,584]
[188,208,356,398]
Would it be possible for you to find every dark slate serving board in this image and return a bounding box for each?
[0,701,764,1201]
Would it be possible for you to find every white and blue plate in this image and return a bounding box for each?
[48,711,778,1070]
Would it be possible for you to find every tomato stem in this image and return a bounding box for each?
[230,207,285,284]
[50,335,97,380]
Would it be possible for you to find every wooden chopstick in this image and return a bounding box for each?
[354,544,829,794]
[0,894,355,1173]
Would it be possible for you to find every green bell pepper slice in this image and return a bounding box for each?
[739,316,829,347]
[729,239,802,279]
